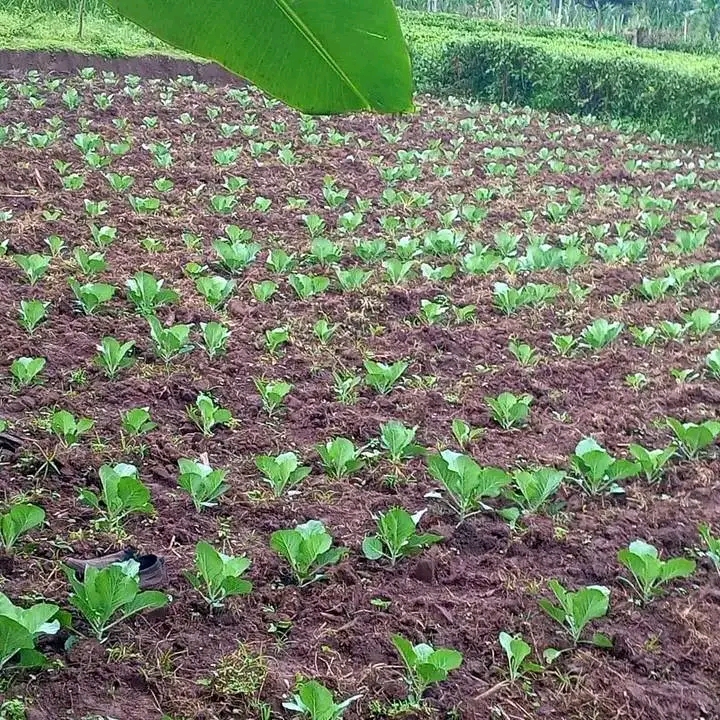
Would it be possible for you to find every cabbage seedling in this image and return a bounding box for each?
[187,393,232,436]
[617,540,695,604]
[316,437,364,479]
[121,407,156,437]
[665,417,720,459]
[498,632,542,682]
[270,520,346,587]
[451,419,483,449]
[0,593,62,670]
[184,541,252,610]
[177,458,229,511]
[392,634,463,704]
[50,409,94,447]
[283,680,361,720]
[200,321,231,359]
[10,357,46,389]
[569,438,639,495]
[363,359,408,394]
[255,452,311,496]
[79,463,153,529]
[485,392,533,430]
[538,580,611,647]
[13,253,51,284]
[0,502,45,551]
[313,318,338,344]
[288,273,330,299]
[68,279,116,314]
[579,318,624,351]
[379,421,425,464]
[627,444,676,483]
[706,349,720,379]
[698,524,720,576]
[18,299,49,335]
[95,337,135,378]
[251,280,278,303]
[195,275,236,309]
[126,271,178,315]
[148,316,193,363]
[65,560,168,641]
[362,507,442,566]
[213,237,261,274]
[254,378,292,417]
[264,326,290,356]
[503,467,564,515]
[426,450,510,522]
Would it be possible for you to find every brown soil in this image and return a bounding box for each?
[0,66,719,720]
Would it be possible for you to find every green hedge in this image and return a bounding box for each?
[402,11,720,146]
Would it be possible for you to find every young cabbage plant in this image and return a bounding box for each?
[538,580,612,647]
[283,680,361,720]
[503,467,564,519]
[200,321,231,359]
[195,274,236,309]
[95,337,135,378]
[698,524,720,576]
[126,271,178,315]
[627,444,676,483]
[617,540,695,604]
[0,593,63,671]
[379,421,425,464]
[706,348,720,379]
[14,253,51,284]
[254,378,292,417]
[68,279,116,314]
[579,318,624,351]
[426,450,510,522]
[451,419,484,449]
[65,560,168,642]
[665,417,720,459]
[177,458,229,511]
[79,463,154,530]
[362,507,442,566]
[18,299,49,335]
[498,632,542,683]
[392,634,463,704]
[184,541,252,610]
[363,359,408,394]
[569,438,639,495]
[50,409,94,447]
[485,392,533,430]
[121,407,157,437]
[264,326,290,356]
[270,520,346,587]
[316,437,364,479]
[0,502,45,551]
[187,393,232,436]
[255,452,311,496]
[288,273,330,299]
[10,357,46,389]
[148,316,194,363]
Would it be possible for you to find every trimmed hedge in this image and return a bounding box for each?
[402,11,720,146]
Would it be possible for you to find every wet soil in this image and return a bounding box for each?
[0,68,719,720]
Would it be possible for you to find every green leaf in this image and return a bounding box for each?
[590,632,613,648]
[105,0,413,114]
[0,616,34,667]
[362,535,384,560]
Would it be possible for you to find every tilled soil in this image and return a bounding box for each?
[0,69,719,720]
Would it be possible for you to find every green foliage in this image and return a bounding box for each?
[0,503,45,551]
[126,271,178,315]
[17,299,49,334]
[270,520,346,586]
[254,378,292,417]
[184,541,252,609]
[451,418,483,449]
[9,357,46,388]
[570,438,639,495]
[177,458,229,511]
[379,421,425,463]
[579,318,624,351]
[121,407,157,436]
[627,444,676,483]
[498,632,541,682]
[698,524,720,575]
[404,11,720,146]
[485,391,532,429]
[665,417,720,458]
[13,253,51,284]
[148,316,193,363]
[392,634,463,703]
[706,348,720,379]
[538,580,611,646]
[617,540,695,604]
[79,462,154,528]
[196,275,236,309]
[427,450,510,521]
[200,321,231,359]
[68,278,115,314]
[362,507,442,566]
[316,437,364,479]
[255,452,311,496]
[65,559,168,641]
[363,359,408,394]
[95,337,135,378]
[50,409,94,447]
[503,467,564,516]
[283,680,361,720]
[106,0,413,114]
[187,393,232,436]
[0,593,61,671]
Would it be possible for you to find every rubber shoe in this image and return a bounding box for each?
[65,548,168,590]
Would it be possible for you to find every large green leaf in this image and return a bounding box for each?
[104,0,414,114]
